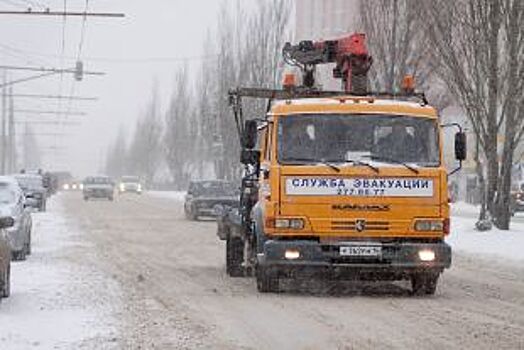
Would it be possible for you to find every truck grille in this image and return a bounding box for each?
[331,220,390,231]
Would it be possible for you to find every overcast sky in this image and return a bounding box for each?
[0,0,234,177]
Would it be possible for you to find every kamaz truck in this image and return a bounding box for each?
[217,33,466,295]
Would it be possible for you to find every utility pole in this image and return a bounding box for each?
[8,86,15,173]
[1,71,6,174]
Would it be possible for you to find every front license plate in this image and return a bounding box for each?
[340,246,382,257]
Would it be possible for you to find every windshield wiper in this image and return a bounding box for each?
[284,158,340,172]
[361,154,419,174]
[330,159,380,174]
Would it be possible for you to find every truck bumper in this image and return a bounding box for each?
[257,240,451,280]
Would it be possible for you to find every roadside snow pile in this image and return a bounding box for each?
[147,191,186,202]
[0,198,122,349]
[448,202,524,262]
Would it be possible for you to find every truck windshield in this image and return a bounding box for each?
[278,114,440,166]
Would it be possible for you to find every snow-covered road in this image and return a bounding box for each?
[1,193,523,349]
[0,198,122,349]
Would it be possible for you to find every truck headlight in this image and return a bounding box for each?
[284,249,301,260]
[414,219,444,232]
[418,249,436,262]
[119,184,125,191]
[271,218,305,230]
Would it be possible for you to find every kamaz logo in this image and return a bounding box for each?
[332,204,390,211]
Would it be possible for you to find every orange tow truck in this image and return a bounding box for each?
[217,33,466,295]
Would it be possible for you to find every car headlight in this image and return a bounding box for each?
[63,184,70,190]
[119,184,125,191]
[414,219,444,232]
[137,184,142,191]
[79,184,84,190]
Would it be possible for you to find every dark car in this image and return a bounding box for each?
[510,181,524,216]
[184,180,239,220]
[83,176,115,201]
[14,174,47,211]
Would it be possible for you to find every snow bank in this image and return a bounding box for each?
[448,203,524,263]
[0,198,121,349]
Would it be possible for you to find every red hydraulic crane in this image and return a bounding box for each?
[282,33,373,95]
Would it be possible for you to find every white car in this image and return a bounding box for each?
[0,176,33,261]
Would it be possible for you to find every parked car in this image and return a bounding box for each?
[0,176,32,261]
[14,174,47,211]
[510,181,524,216]
[118,175,142,194]
[184,180,239,220]
[0,216,14,300]
[83,176,115,201]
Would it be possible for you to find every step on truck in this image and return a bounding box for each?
[217,33,467,295]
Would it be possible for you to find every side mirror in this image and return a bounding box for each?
[455,132,467,161]
[241,149,261,165]
[0,217,14,229]
[243,120,258,149]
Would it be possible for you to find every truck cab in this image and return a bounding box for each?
[221,32,466,295]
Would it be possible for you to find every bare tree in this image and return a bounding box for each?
[164,66,194,188]
[211,0,292,180]
[423,0,524,229]
[359,0,434,94]
[105,126,127,178]
[127,85,163,184]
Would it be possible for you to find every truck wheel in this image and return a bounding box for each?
[1,265,10,298]
[84,196,89,201]
[187,207,198,221]
[256,266,279,293]
[25,234,31,256]
[12,249,26,262]
[226,237,245,277]
[411,273,439,296]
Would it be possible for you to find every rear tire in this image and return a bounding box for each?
[25,234,31,256]
[256,266,279,293]
[1,265,10,298]
[411,273,439,296]
[226,237,245,277]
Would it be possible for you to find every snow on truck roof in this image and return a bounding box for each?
[269,96,437,118]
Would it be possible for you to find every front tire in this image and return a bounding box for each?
[256,266,279,293]
[411,273,439,296]
[226,237,245,277]
[186,205,198,221]
[12,249,26,262]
